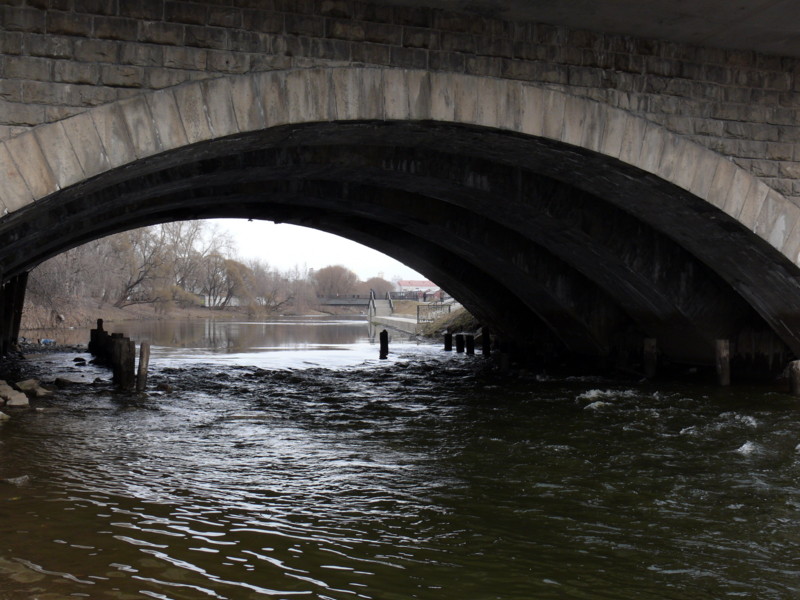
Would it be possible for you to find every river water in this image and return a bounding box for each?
[2,316,800,599]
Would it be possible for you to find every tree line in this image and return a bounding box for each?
[25,221,395,323]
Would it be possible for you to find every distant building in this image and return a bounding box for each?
[394,279,443,301]
[396,279,438,293]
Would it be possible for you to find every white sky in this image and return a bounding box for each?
[206,218,424,282]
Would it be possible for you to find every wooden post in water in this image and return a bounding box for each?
[455,334,465,353]
[110,333,123,385]
[481,327,491,356]
[89,318,103,355]
[124,339,136,391]
[443,332,453,351]
[379,329,389,359]
[137,342,151,392]
[716,339,730,387]
[643,338,658,378]
[465,334,475,355]
[111,334,136,391]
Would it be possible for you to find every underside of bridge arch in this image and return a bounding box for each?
[2,120,799,378]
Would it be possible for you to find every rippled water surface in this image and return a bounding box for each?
[3,318,800,599]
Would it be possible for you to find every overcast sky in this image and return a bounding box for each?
[207,218,425,281]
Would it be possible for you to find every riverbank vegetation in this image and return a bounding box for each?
[22,222,394,329]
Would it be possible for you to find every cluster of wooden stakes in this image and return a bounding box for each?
[88,319,150,392]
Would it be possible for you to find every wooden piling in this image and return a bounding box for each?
[465,334,475,355]
[716,339,730,387]
[455,334,465,353]
[643,338,657,378]
[443,332,453,351]
[137,342,151,392]
[110,334,136,391]
[379,329,389,359]
[481,327,491,356]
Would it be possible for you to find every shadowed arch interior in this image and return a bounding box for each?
[2,68,800,376]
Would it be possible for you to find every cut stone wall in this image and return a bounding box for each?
[1,0,799,199]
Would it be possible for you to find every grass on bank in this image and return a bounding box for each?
[420,307,479,337]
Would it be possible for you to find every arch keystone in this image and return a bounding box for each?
[429,72,457,122]
[118,95,161,159]
[282,69,331,125]
[541,89,566,140]
[259,70,291,127]
[230,74,265,133]
[739,178,770,230]
[146,88,188,151]
[201,77,239,139]
[173,83,212,145]
[519,85,546,138]
[90,103,136,169]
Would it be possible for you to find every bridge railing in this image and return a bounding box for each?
[417,303,451,324]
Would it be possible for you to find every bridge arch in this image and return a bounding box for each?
[2,66,800,373]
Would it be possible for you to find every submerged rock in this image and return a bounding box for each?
[0,385,28,406]
[5,394,29,407]
[0,411,9,421]
[15,379,40,392]
[15,379,53,398]
[1,475,30,486]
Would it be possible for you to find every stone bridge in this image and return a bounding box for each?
[2,0,800,379]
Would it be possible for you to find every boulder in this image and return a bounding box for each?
[15,379,53,398]
[15,379,40,392]
[0,411,9,421]
[5,393,29,407]
[0,385,26,404]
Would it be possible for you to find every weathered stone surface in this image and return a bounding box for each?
[173,81,211,144]
[119,95,161,158]
[229,74,265,132]
[59,110,110,178]
[0,142,34,212]
[90,102,137,168]
[3,132,58,198]
[738,179,771,230]
[201,77,239,138]
[704,157,737,209]
[146,88,188,150]
[34,122,85,190]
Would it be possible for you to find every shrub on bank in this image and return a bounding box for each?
[420,307,479,337]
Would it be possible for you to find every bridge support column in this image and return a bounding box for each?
[0,272,29,357]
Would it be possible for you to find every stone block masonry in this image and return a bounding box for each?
[1,0,799,199]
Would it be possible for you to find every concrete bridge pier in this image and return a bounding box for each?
[0,273,28,358]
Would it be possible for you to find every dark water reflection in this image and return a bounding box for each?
[108,316,376,353]
[3,318,800,599]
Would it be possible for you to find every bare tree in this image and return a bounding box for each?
[357,276,395,297]
[312,265,359,297]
